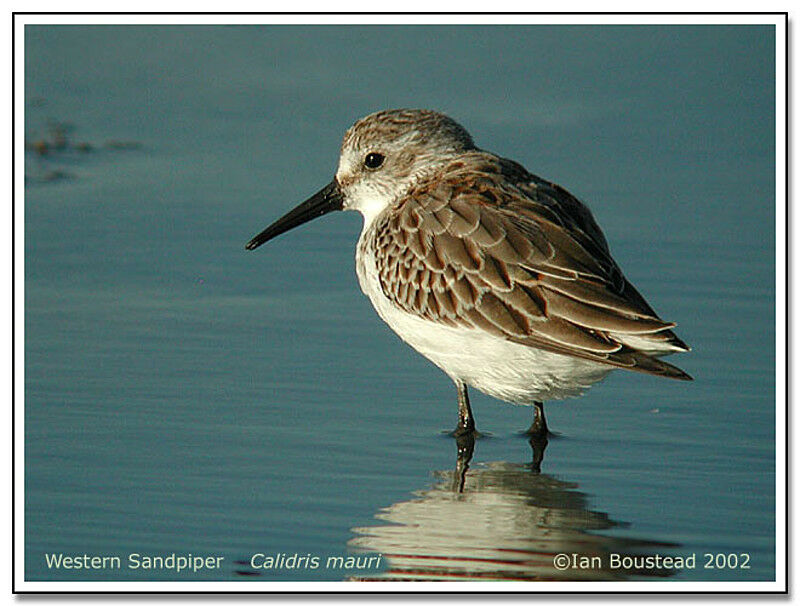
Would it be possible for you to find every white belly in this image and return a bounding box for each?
[354,233,612,404]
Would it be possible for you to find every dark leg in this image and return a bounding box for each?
[525,401,548,438]
[453,380,475,436]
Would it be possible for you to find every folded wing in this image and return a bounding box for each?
[372,153,692,380]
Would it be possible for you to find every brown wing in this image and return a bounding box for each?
[373,153,691,380]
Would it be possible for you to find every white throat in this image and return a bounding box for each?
[343,181,396,231]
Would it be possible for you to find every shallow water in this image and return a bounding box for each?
[24,24,777,582]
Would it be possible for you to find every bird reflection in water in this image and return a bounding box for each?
[348,435,678,581]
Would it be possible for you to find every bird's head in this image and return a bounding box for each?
[245,109,474,250]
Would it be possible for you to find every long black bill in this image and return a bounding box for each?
[245,180,344,251]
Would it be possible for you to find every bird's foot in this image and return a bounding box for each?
[444,427,487,439]
[451,419,474,437]
[520,425,559,439]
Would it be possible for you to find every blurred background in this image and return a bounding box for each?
[24,24,776,581]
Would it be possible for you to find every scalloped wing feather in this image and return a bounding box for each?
[372,152,691,381]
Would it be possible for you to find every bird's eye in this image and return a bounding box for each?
[364,152,385,169]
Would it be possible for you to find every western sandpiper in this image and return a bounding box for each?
[246,109,691,438]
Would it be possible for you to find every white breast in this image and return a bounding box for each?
[353,218,613,404]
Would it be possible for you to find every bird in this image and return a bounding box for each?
[246,109,691,438]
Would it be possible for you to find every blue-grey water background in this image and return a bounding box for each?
[24,24,776,582]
